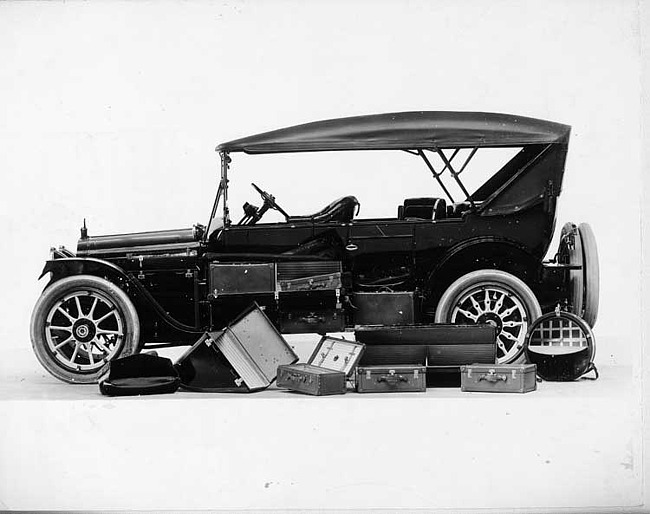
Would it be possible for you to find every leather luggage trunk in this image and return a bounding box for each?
[276,364,346,396]
[460,363,537,393]
[352,292,416,325]
[356,365,427,393]
[175,303,298,392]
[279,307,345,334]
[355,324,497,368]
[276,336,364,396]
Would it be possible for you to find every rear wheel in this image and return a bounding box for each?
[30,275,140,384]
[434,270,542,364]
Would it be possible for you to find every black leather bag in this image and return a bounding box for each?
[99,353,181,396]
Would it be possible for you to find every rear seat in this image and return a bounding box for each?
[398,197,447,220]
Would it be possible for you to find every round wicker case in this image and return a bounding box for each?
[525,310,597,381]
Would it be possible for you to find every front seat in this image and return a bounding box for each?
[288,196,360,223]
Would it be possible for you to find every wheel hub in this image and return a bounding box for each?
[44,290,125,373]
[449,284,529,363]
[72,319,96,343]
[476,312,503,333]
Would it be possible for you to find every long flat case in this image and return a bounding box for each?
[460,363,537,393]
[355,324,497,368]
[356,365,427,393]
[276,336,365,396]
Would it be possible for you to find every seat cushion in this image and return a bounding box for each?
[288,196,359,223]
[402,198,446,220]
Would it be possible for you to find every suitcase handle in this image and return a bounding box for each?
[286,373,306,383]
[298,314,325,325]
[378,374,407,385]
[478,370,507,383]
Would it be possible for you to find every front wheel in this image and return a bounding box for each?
[434,269,542,364]
[30,275,140,383]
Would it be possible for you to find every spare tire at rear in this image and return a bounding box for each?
[558,221,599,328]
[578,222,599,328]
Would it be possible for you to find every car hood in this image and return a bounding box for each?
[76,227,203,257]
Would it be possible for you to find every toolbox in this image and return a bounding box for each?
[352,292,416,325]
[356,365,427,393]
[276,336,365,396]
[210,263,276,295]
[460,363,537,393]
[175,303,298,392]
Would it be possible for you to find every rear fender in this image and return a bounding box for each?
[425,237,541,298]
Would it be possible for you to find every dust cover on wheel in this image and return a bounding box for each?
[99,353,181,396]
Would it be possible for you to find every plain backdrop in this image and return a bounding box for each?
[0,0,647,512]
[0,0,643,363]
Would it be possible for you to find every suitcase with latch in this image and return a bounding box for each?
[276,336,365,395]
[356,365,427,393]
[460,363,537,393]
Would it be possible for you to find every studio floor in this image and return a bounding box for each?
[0,337,645,513]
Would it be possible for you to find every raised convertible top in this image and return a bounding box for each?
[217,111,570,154]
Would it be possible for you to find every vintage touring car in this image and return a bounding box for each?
[31,111,599,383]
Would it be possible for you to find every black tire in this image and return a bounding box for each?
[30,275,140,384]
[578,223,599,328]
[434,269,542,364]
[559,221,599,328]
[560,222,584,318]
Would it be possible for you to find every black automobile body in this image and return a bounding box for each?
[31,111,599,383]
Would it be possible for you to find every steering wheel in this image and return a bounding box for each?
[251,183,290,220]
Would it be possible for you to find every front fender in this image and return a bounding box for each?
[40,257,133,289]
[40,257,201,334]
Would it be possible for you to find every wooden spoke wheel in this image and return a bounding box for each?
[30,275,140,384]
[435,269,542,364]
